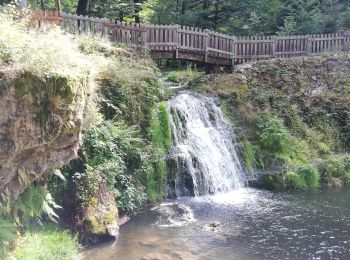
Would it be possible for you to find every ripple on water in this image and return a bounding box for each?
[85,188,350,260]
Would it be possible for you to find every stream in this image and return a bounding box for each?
[85,187,350,260]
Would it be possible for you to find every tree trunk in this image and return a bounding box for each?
[214,0,220,30]
[56,0,61,13]
[134,0,141,24]
[203,0,209,9]
[76,0,89,15]
[181,1,186,15]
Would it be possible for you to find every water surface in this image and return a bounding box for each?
[85,188,350,260]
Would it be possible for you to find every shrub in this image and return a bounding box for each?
[320,155,350,183]
[297,164,320,189]
[255,113,308,164]
[284,171,307,190]
[75,121,153,211]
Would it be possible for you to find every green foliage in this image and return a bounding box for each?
[320,155,350,183]
[97,57,161,130]
[149,103,171,152]
[0,217,16,259]
[165,69,202,84]
[242,140,264,174]
[297,164,320,189]
[140,0,350,36]
[284,171,307,190]
[13,224,78,260]
[255,113,308,164]
[12,185,62,225]
[73,121,153,212]
[260,164,319,190]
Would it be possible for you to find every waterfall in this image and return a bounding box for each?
[166,92,245,198]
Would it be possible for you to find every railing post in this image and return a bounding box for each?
[272,36,277,58]
[204,29,209,63]
[229,36,235,65]
[307,35,312,54]
[175,25,180,59]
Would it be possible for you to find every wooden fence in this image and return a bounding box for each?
[2,6,350,65]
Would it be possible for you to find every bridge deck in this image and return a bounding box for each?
[13,9,350,65]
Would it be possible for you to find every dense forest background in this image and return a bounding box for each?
[2,0,350,36]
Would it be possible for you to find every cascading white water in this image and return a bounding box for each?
[166,92,245,197]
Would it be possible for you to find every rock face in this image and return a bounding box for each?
[83,181,119,243]
[0,72,87,201]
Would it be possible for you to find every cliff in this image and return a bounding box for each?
[0,13,90,203]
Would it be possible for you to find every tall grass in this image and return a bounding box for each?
[12,224,78,260]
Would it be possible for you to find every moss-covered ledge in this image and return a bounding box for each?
[0,71,88,202]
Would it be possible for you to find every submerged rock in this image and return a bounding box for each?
[140,253,171,260]
[152,202,195,227]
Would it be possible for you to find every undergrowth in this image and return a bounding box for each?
[12,224,78,260]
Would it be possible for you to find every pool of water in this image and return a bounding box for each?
[85,188,350,260]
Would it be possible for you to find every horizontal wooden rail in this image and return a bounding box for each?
[2,5,350,65]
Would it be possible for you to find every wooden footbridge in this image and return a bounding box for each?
[7,8,350,65]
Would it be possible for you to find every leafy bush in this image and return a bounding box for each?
[255,113,308,164]
[297,164,320,189]
[320,155,350,183]
[13,224,78,260]
[74,121,153,212]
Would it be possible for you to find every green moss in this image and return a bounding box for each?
[149,103,172,153]
[220,100,231,122]
[85,201,117,235]
[147,103,172,202]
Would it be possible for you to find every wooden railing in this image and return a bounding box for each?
[2,6,350,65]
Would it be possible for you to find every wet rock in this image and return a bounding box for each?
[152,202,195,227]
[328,178,344,188]
[203,221,221,232]
[139,236,160,249]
